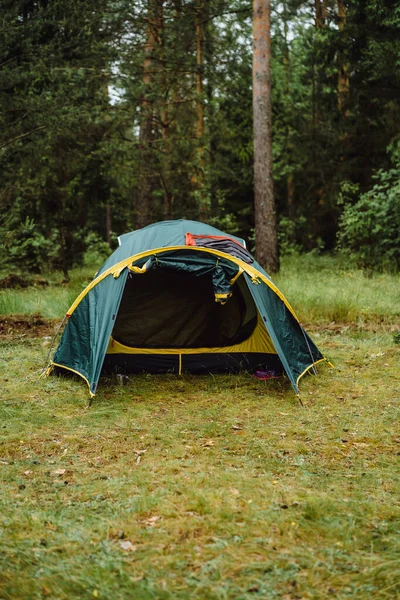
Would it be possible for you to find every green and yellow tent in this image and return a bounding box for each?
[48,220,330,398]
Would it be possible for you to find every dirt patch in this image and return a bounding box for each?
[306,321,399,334]
[0,274,49,289]
[0,314,60,338]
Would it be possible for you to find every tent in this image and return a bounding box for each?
[48,220,329,398]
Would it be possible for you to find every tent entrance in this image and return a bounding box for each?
[111,269,257,349]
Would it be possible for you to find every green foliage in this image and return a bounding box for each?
[278,217,304,255]
[2,0,400,268]
[337,151,400,272]
[83,233,114,268]
[0,218,57,273]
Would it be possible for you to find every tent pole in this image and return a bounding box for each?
[41,315,67,375]
[300,324,318,375]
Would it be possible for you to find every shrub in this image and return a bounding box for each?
[83,232,113,267]
[337,155,400,272]
[0,218,57,273]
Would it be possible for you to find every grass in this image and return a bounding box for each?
[275,254,400,325]
[0,266,96,319]
[0,254,399,324]
[0,256,399,599]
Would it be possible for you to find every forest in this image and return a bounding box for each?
[1,3,400,599]
[1,0,400,277]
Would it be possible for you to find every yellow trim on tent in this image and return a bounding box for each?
[106,312,277,356]
[128,264,148,274]
[229,267,243,285]
[66,246,299,321]
[296,358,329,387]
[49,361,95,398]
[214,292,232,302]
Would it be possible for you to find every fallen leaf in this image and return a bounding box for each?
[52,468,66,476]
[118,540,137,551]
[202,440,214,447]
[42,587,51,596]
[129,575,144,582]
[145,515,161,526]
[24,470,32,476]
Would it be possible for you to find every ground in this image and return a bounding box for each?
[0,257,399,599]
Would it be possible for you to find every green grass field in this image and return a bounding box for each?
[0,256,399,599]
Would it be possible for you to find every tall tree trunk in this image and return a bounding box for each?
[195,0,207,222]
[311,0,325,240]
[314,0,327,28]
[207,80,218,218]
[337,0,350,115]
[158,2,174,220]
[253,0,279,273]
[106,204,112,246]
[283,1,294,220]
[136,0,160,229]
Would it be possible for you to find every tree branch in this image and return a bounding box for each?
[0,126,46,150]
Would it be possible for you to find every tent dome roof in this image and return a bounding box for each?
[98,219,246,276]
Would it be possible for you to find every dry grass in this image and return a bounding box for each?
[0,322,399,599]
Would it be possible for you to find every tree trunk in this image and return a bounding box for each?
[253,0,279,273]
[283,1,294,220]
[337,0,350,115]
[311,0,325,239]
[106,204,112,247]
[136,0,160,229]
[158,2,174,220]
[314,0,327,28]
[195,0,207,222]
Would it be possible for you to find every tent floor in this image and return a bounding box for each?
[102,352,283,375]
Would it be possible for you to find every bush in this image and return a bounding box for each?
[83,232,114,267]
[337,154,400,272]
[0,218,57,273]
